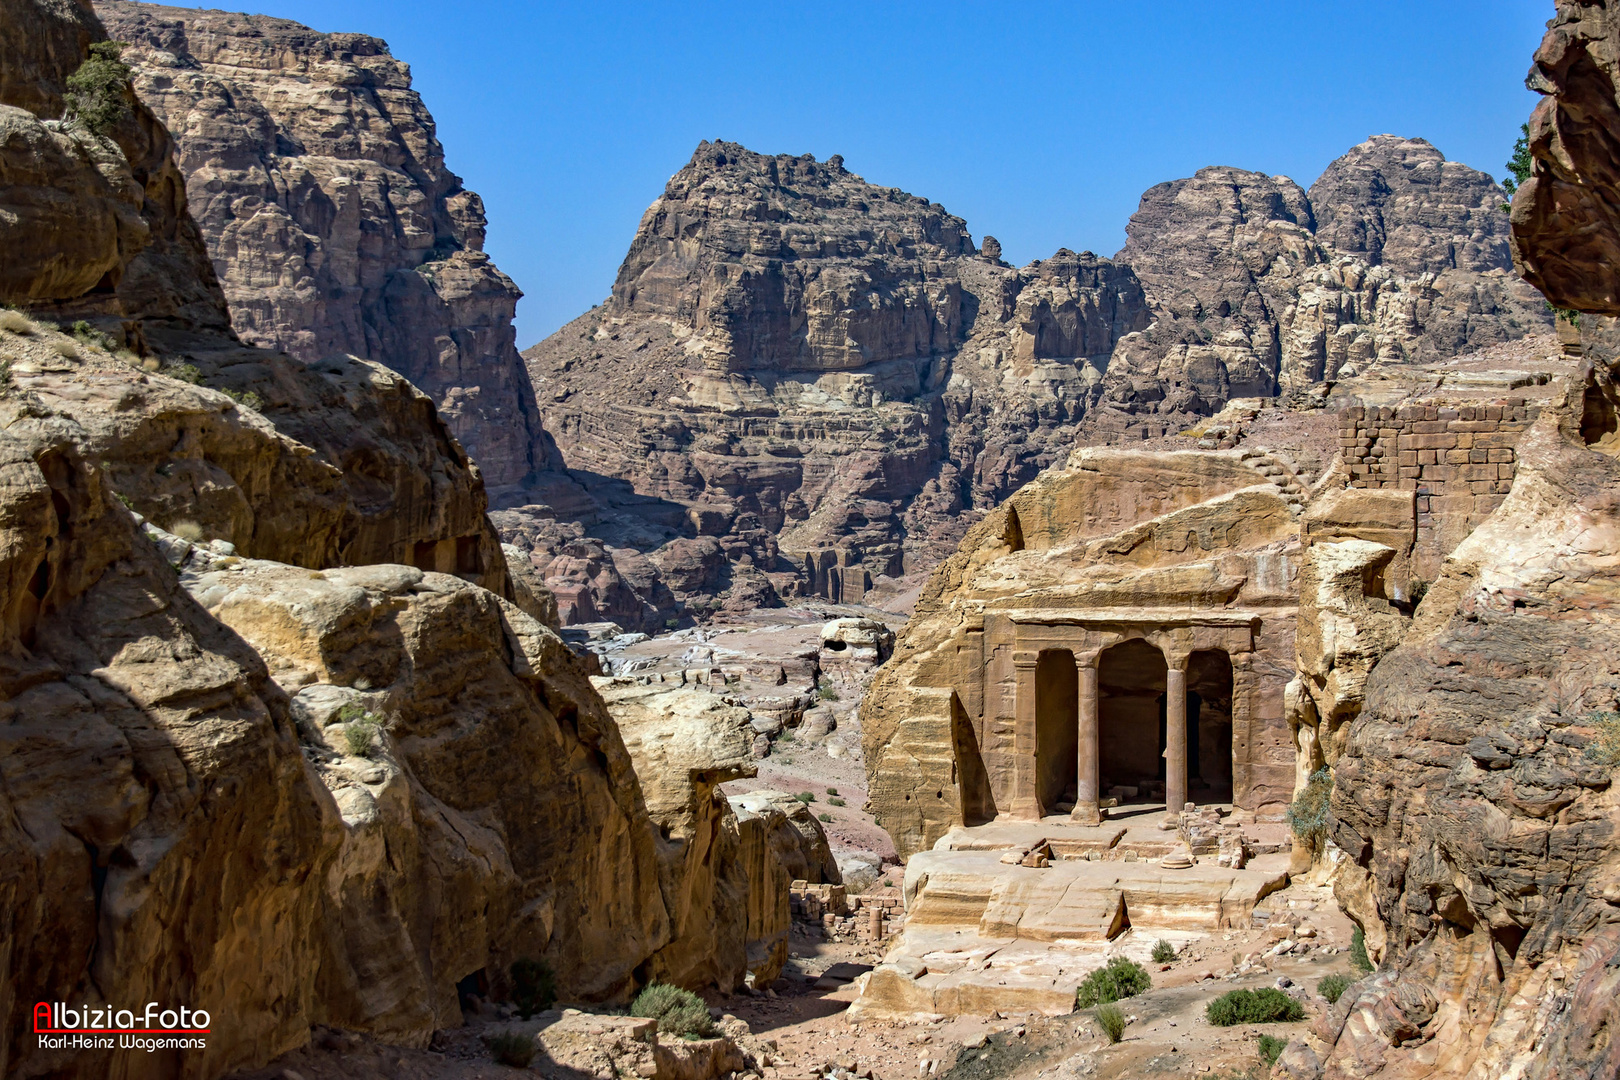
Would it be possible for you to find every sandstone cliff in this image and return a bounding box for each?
[93,0,547,499]
[1277,8,1620,1075]
[0,7,798,1076]
[522,139,1547,614]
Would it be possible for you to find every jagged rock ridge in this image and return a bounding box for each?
[521,137,1548,613]
[94,0,547,498]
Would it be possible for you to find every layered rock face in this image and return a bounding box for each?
[0,8,800,1077]
[94,1,546,497]
[1510,1,1620,314]
[524,138,1547,613]
[1280,8,1620,1075]
[1287,386,1620,1080]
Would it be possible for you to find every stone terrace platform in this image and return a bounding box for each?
[849,809,1290,1018]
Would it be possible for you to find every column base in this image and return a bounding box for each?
[1069,803,1103,826]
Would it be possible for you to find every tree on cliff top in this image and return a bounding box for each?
[1503,122,1531,197]
[65,41,132,137]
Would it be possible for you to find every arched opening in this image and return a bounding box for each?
[1187,649,1234,803]
[1035,649,1078,815]
[1099,640,1168,805]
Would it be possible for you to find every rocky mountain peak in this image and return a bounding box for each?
[610,141,977,375]
[1308,133,1513,275]
[96,0,548,498]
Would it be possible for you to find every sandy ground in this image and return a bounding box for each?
[718,873,1357,1080]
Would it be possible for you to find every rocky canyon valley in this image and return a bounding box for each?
[1,2,1618,1080]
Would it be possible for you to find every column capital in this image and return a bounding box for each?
[1165,654,1191,673]
[1074,650,1102,669]
[1011,650,1040,669]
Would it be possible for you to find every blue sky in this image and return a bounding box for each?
[170,1,1552,348]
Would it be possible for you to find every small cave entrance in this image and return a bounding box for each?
[456,968,489,1012]
[1035,649,1078,815]
[1187,649,1234,804]
[1099,640,1168,805]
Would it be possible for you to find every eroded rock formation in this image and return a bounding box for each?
[0,7,810,1076]
[1511,1,1620,314]
[1285,380,1620,1079]
[1279,6,1620,1074]
[94,0,547,497]
[524,138,1548,611]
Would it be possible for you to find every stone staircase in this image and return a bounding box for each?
[1238,447,1310,516]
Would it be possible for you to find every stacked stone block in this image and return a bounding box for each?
[1340,402,1538,527]
[790,882,905,945]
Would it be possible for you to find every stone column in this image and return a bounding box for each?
[1010,651,1041,820]
[1072,652,1101,825]
[1165,661,1190,820]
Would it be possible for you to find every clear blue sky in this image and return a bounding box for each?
[165,1,1552,348]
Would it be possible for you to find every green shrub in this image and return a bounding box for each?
[1285,767,1332,851]
[630,982,713,1038]
[1350,926,1374,975]
[828,797,845,807]
[1259,1034,1288,1066]
[1151,939,1177,964]
[826,787,839,796]
[1317,973,1351,1004]
[0,358,11,394]
[1095,1002,1126,1043]
[65,41,132,137]
[795,791,815,803]
[510,958,555,1019]
[70,320,115,351]
[220,386,265,411]
[818,812,832,823]
[341,721,376,757]
[164,362,203,385]
[1205,988,1304,1026]
[486,1031,535,1068]
[1583,711,1620,767]
[1074,957,1151,1008]
[817,682,839,701]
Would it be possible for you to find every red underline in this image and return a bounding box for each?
[35,1028,211,1034]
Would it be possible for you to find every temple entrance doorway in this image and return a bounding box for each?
[1035,649,1078,815]
[1099,640,1168,806]
[1187,649,1234,803]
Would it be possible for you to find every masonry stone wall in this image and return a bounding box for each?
[1340,401,1540,581]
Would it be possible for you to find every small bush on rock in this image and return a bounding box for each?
[1205,988,1304,1026]
[1583,711,1620,767]
[1095,1002,1126,1043]
[510,958,556,1019]
[486,1031,535,1068]
[818,812,832,822]
[1259,1034,1288,1066]
[795,791,815,803]
[1151,939,1177,964]
[1350,926,1374,975]
[342,721,377,757]
[0,308,34,335]
[630,982,714,1038]
[65,41,132,136]
[1075,957,1150,1007]
[1317,973,1351,1004]
[1285,767,1332,851]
